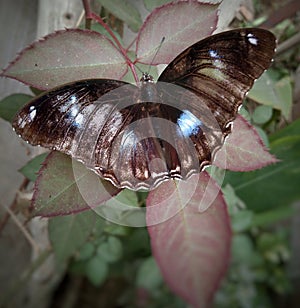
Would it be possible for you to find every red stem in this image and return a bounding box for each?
[82,0,139,83]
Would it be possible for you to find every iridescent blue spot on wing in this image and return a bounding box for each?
[177,110,202,137]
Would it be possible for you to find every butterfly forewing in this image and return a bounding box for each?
[13,79,129,150]
[158,28,276,135]
[13,28,276,190]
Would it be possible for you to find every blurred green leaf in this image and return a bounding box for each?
[19,153,48,181]
[222,184,246,212]
[85,255,109,286]
[97,236,123,263]
[253,125,269,147]
[231,210,253,232]
[224,133,300,212]
[251,207,295,228]
[69,260,87,275]
[232,235,258,265]
[248,71,292,119]
[103,224,130,236]
[252,105,273,124]
[257,232,290,264]
[0,93,33,122]
[49,210,96,262]
[96,0,142,32]
[270,117,300,141]
[123,228,151,257]
[77,242,95,261]
[136,257,163,291]
[238,106,251,122]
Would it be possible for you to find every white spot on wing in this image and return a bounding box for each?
[209,49,219,58]
[177,110,202,137]
[247,33,258,45]
[29,105,36,121]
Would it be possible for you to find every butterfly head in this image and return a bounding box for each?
[140,72,154,83]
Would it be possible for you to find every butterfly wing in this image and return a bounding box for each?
[13,79,135,164]
[13,28,276,191]
[13,77,205,190]
[97,98,203,190]
[158,28,276,137]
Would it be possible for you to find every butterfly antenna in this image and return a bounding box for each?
[147,37,165,75]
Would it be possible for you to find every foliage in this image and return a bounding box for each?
[0,0,298,307]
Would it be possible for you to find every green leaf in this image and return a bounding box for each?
[231,210,253,233]
[251,206,295,228]
[270,117,300,141]
[0,93,33,122]
[77,242,95,261]
[238,106,251,122]
[32,152,120,216]
[225,134,300,212]
[19,153,48,182]
[222,184,246,211]
[97,236,123,263]
[136,257,163,291]
[253,125,269,147]
[248,71,292,119]
[94,188,142,226]
[231,235,256,264]
[89,23,123,46]
[103,224,130,236]
[29,86,44,96]
[143,0,172,11]
[252,105,273,124]
[123,228,151,257]
[96,0,142,32]
[85,255,109,286]
[48,210,97,262]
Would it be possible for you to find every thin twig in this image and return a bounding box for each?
[82,0,92,29]
[0,178,30,234]
[276,32,300,56]
[76,9,85,28]
[1,203,40,254]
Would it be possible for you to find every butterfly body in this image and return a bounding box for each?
[13,28,276,190]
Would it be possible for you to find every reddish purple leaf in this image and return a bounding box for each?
[32,151,120,217]
[146,172,231,307]
[2,29,127,90]
[136,1,218,64]
[213,115,279,171]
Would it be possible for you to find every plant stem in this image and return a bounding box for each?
[276,32,300,56]
[0,178,30,235]
[3,203,40,253]
[82,0,92,29]
[81,0,139,83]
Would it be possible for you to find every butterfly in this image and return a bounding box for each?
[13,28,276,190]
